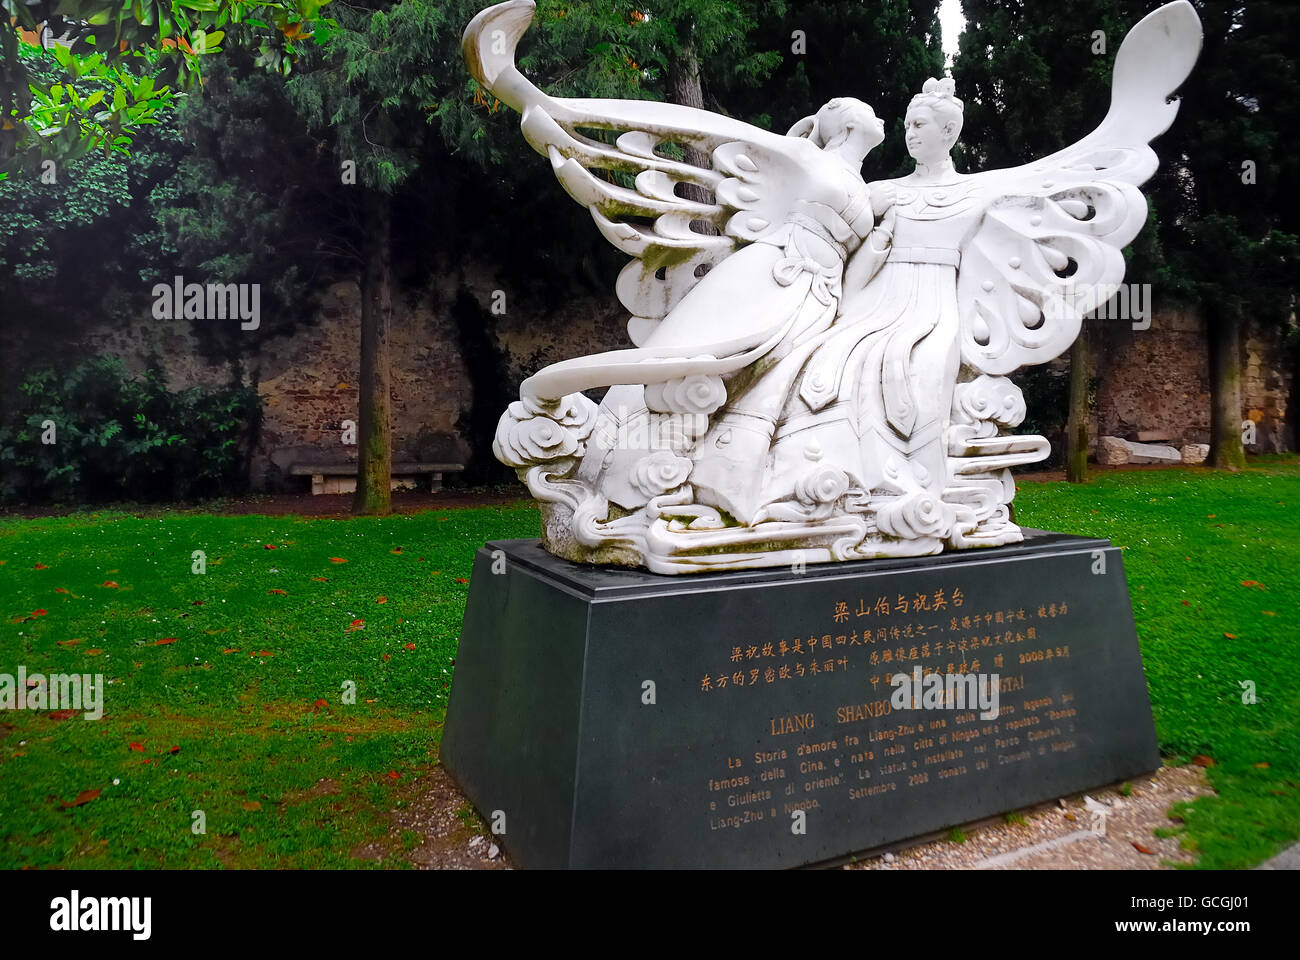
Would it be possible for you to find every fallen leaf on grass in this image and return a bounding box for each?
[455,578,468,584]
[47,709,77,721]
[129,742,145,752]
[391,548,403,554]
[34,562,48,570]
[1131,842,1156,855]
[56,639,80,647]
[154,638,178,646]
[376,596,387,604]
[311,699,327,712]
[61,789,101,808]
[346,619,365,632]
[86,648,103,656]
[387,771,400,780]
[191,600,204,606]
[1262,610,1276,616]
[253,650,274,658]
[55,588,69,594]
[102,581,119,589]
[404,643,416,651]
[381,654,391,662]
[329,557,348,564]
[268,589,287,596]
[222,648,239,654]
[264,544,277,550]
[32,609,47,617]
[1223,633,1238,640]
[242,801,262,811]
[168,745,180,755]
[1240,580,1266,589]
[1192,755,1216,767]
[311,577,329,582]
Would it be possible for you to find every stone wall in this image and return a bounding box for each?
[12,281,1293,492]
[1089,306,1292,453]
[65,264,630,489]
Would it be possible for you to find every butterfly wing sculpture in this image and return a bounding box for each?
[465,0,834,401]
[953,0,1202,375]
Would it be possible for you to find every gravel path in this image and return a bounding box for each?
[850,764,1211,870]
[395,764,1209,870]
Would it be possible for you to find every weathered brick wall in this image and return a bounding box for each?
[64,266,629,489]
[1090,306,1292,452]
[1091,308,1211,443]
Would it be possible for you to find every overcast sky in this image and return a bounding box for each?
[939,0,966,66]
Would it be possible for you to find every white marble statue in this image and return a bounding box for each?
[465,0,1202,574]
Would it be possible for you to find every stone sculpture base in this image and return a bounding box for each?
[440,532,1160,869]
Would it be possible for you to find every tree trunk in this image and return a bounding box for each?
[1065,325,1089,483]
[353,189,394,515]
[1207,304,1247,470]
[667,39,716,226]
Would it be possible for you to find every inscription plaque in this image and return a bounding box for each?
[440,531,1160,869]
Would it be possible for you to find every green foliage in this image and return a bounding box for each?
[712,0,944,177]
[1,0,333,172]
[152,49,342,361]
[1153,2,1300,325]
[0,357,261,503]
[0,45,182,306]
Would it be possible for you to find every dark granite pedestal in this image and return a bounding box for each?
[440,531,1160,869]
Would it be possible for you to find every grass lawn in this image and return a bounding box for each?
[1,457,1297,869]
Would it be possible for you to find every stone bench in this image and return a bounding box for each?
[1098,437,1208,466]
[289,462,465,495]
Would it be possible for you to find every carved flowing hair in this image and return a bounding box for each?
[908,77,964,143]
[786,97,877,150]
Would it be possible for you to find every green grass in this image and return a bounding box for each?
[0,502,540,868]
[1,457,1297,869]
[1012,456,1300,869]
